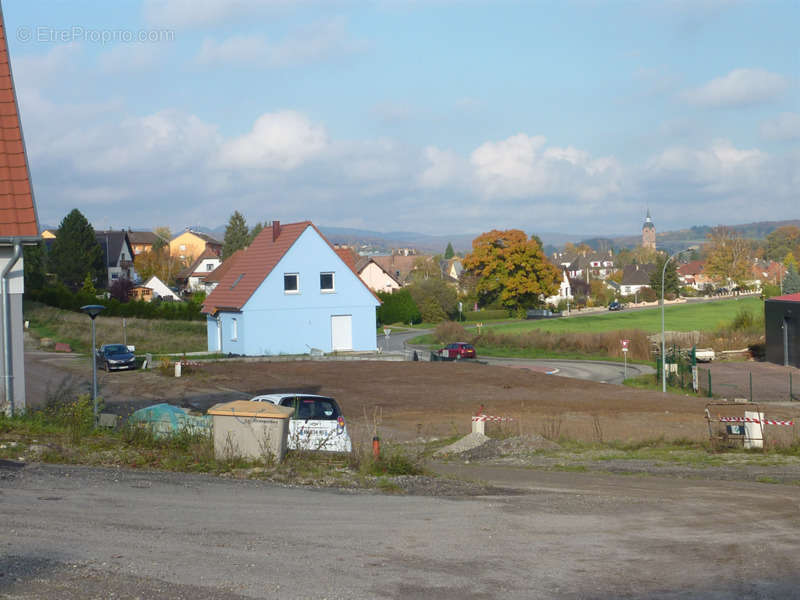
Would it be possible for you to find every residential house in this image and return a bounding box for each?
[127,230,161,255]
[677,261,712,291]
[356,256,402,294]
[620,264,655,296]
[371,254,430,285]
[202,221,380,355]
[750,260,786,288]
[169,229,222,262]
[129,275,181,302]
[203,248,245,295]
[440,257,464,283]
[0,9,41,415]
[175,248,221,293]
[95,230,136,284]
[565,252,615,281]
[545,271,573,306]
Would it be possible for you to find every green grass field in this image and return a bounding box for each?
[485,296,762,335]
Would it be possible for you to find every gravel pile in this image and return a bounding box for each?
[433,432,491,457]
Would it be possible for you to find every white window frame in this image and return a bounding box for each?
[320,272,335,293]
[284,273,299,294]
[231,317,238,341]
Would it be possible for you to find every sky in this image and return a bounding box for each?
[5,0,799,238]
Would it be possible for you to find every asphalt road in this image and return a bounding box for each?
[1,462,798,599]
[383,330,654,385]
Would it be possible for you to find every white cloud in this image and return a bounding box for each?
[469,134,622,201]
[418,146,462,189]
[218,110,327,170]
[760,113,800,141]
[645,139,768,194]
[97,43,164,74]
[143,0,304,28]
[682,68,788,108]
[196,18,365,68]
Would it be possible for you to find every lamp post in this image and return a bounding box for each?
[661,250,688,393]
[80,304,105,424]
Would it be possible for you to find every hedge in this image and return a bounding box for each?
[26,285,205,321]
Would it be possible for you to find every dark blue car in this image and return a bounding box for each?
[95,344,137,371]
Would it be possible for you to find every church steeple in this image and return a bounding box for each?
[642,209,656,249]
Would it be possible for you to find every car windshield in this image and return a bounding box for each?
[105,345,128,354]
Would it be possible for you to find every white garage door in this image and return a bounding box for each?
[331,315,353,351]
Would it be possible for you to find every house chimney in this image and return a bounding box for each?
[272,220,281,242]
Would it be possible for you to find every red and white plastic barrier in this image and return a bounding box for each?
[472,414,513,423]
[717,416,794,426]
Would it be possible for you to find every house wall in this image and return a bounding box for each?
[0,248,25,413]
[169,232,219,262]
[208,228,379,355]
[765,300,799,368]
[360,262,400,293]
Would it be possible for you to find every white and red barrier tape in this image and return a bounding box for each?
[716,416,794,426]
[472,414,513,423]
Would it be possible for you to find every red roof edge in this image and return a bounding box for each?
[769,293,800,302]
[0,4,39,241]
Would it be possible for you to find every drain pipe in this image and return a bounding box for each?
[2,240,22,416]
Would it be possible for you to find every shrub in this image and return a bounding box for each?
[639,287,658,302]
[376,289,421,325]
[433,321,468,344]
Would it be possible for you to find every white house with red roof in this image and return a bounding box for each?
[201,221,380,355]
[0,7,40,415]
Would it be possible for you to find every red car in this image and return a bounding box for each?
[437,342,476,360]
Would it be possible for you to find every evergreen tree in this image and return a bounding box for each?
[650,254,680,298]
[248,221,265,244]
[23,242,46,292]
[444,242,455,259]
[49,209,104,291]
[222,211,249,259]
[784,265,800,294]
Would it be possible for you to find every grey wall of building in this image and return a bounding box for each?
[765,299,799,368]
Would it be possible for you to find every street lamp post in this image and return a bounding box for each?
[80,304,105,424]
[661,250,688,393]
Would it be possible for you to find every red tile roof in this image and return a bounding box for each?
[202,221,378,314]
[334,247,357,271]
[677,261,704,276]
[204,248,246,285]
[0,8,38,238]
[769,293,800,303]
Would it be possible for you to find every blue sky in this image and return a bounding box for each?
[5,0,799,238]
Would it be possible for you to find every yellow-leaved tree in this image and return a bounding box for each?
[463,229,560,312]
[704,226,751,286]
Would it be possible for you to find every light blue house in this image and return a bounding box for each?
[202,221,379,356]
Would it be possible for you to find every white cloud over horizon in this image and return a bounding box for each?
[196,18,365,68]
[682,68,788,108]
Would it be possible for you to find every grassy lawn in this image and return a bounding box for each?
[486,296,762,335]
[24,301,208,355]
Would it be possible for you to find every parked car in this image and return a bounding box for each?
[437,342,476,360]
[248,393,352,452]
[608,301,624,311]
[694,348,715,362]
[95,344,137,371]
[525,309,562,319]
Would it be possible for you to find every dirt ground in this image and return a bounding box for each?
[69,357,800,446]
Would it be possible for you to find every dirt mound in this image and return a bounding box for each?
[435,433,560,461]
[434,432,490,457]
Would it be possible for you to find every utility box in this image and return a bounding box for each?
[207,401,294,462]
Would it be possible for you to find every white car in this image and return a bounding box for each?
[248,393,352,453]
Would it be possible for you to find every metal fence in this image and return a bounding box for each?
[657,347,798,403]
